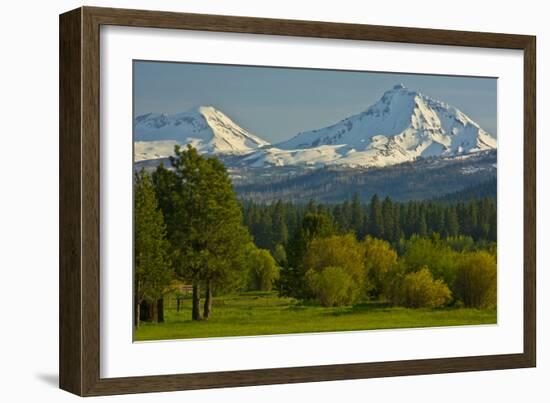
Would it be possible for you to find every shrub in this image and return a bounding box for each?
[306,266,359,307]
[453,251,496,308]
[387,267,451,308]
[363,236,398,298]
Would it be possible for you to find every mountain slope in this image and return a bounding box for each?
[134,106,269,161]
[434,177,497,202]
[233,150,497,204]
[134,85,496,168]
[263,84,496,168]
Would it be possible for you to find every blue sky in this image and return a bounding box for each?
[134,61,497,144]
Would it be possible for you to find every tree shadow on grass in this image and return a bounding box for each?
[323,301,393,317]
[352,301,392,311]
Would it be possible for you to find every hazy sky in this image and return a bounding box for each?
[134,61,497,143]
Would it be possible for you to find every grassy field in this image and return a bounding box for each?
[134,291,496,341]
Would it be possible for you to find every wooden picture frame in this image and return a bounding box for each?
[59,6,536,396]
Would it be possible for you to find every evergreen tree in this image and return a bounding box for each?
[417,209,428,238]
[489,205,497,242]
[477,198,492,240]
[368,194,384,239]
[151,164,178,236]
[134,169,173,327]
[168,145,250,320]
[272,200,289,250]
[255,209,273,250]
[280,212,335,299]
[339,200,352,233]
[351,193,365,238]
[392,203,404,241]
[458,201,479,239]
[381,196,395,242]
[444,207,460,238]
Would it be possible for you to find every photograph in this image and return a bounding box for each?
[132,61,498,342]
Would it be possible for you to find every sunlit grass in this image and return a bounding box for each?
[134,291,496,341]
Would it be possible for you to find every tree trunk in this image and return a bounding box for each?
[134,280,140,327]
[203,279,212,320]
[192,283,202,321]
[157,298,164,323]
[140,300,153,322]
[135,301,140,328]
[150,300,157,322]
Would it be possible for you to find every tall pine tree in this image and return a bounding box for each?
[134,169,173,327]
[368,194,384,239]
[168,145,251,320]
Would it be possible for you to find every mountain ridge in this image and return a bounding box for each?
[134,105,269,161]
[134,85,496,168]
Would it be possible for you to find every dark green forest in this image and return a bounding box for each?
[242,193,497,252]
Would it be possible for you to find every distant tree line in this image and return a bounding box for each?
[242,193,497,252]
[434,177,497,203]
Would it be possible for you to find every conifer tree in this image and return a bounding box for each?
[368,194,384,239]
[381,196,395,242]
[417,208,428,238]
[134,169,173,327]
[272,200,289,250]
[351,193,365,238]
[444,207,460,238]
[280,212,335,299]
[167,145,250,320]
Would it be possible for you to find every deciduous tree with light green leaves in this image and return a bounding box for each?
[454,251,496,308]
[363,236,398,298]
[306,266,357,307]
[279,212,336,299]
[303,234,367,305]
[386,266,451,308]
[401,235,459,286]
[245,245,280,291]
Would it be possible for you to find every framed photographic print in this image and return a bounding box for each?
[59,6,536,396]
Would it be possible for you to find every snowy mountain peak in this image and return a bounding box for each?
[134,106,269,161]
[275,85,495,162]
[383,83,416,97]
[134,85,497,169]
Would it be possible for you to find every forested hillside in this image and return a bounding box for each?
[233,151,496,203]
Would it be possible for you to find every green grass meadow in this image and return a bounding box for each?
[134,291,496,341]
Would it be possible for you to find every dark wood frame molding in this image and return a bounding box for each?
[59,6,536,396]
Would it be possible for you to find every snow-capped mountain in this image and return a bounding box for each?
[134,85,496,168]
[134,106,269,161]
[261,83,496,168]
